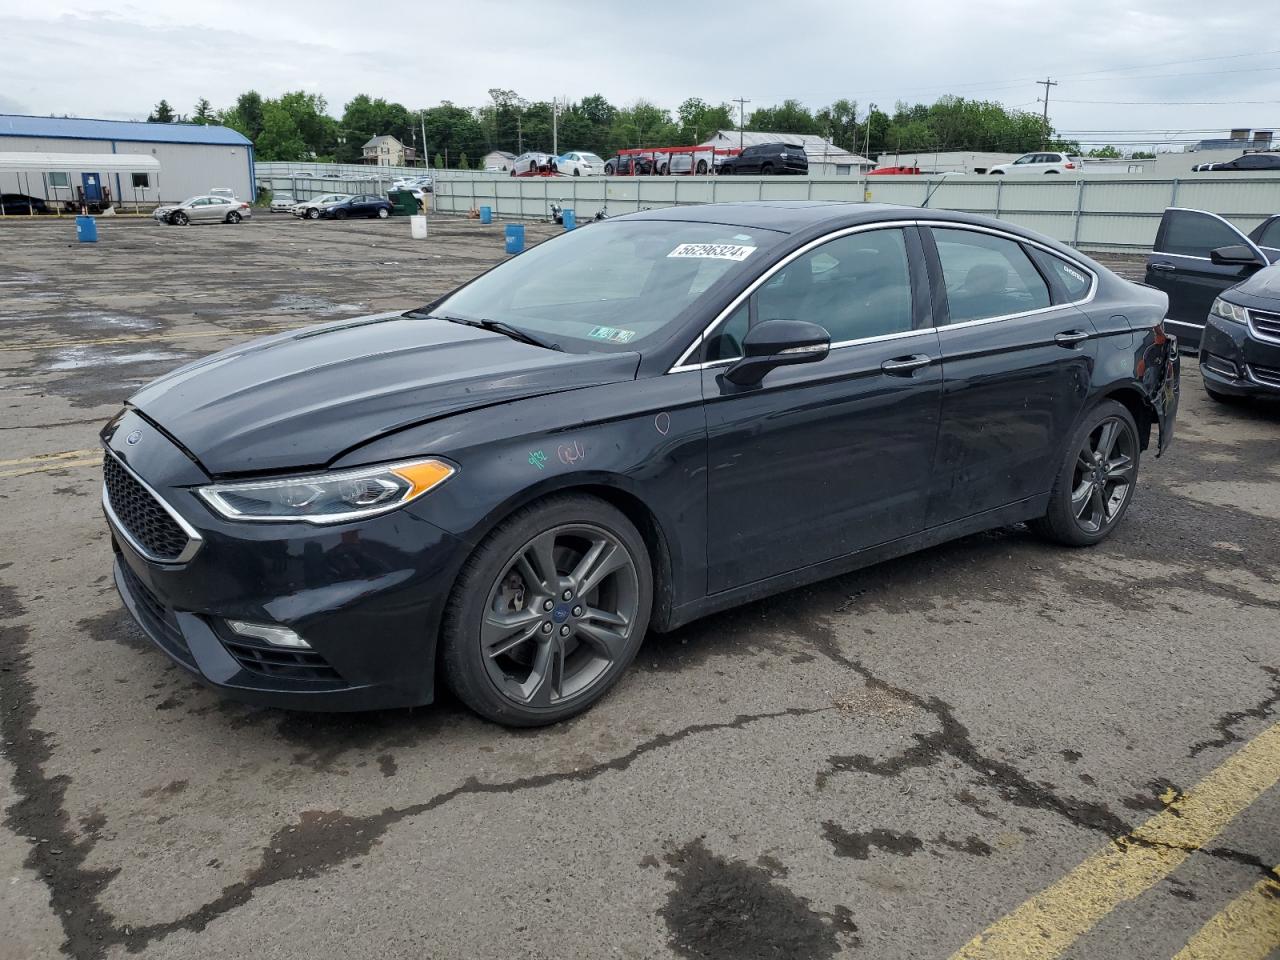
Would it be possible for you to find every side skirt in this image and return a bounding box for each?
[660,494,1049,632]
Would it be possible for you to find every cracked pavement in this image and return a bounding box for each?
[0,216,1277,959]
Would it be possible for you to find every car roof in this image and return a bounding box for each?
[618,201,1045,235]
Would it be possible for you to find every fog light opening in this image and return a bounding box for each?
[227,620,311,649]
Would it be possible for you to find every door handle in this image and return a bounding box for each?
[881,354,933,375]
[1054,330,1090,347]
[1148,262,1176,272]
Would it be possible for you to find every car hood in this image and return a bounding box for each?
[129,313,640,477]
[1229,262,1280,302]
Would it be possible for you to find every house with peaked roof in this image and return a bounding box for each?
[362,135,416,167]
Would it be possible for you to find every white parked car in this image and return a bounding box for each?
[269,193,297,213]
[512,152,555,175]
[987,151,1081,175]
[554,152,606,176]
[292,193,351,220]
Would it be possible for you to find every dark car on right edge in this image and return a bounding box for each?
[718,142,809,175]
[1144,206,1280,402]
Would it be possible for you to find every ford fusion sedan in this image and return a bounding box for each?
[101,202,1179,726]
[317,194,393,219]
[153,195,252,225]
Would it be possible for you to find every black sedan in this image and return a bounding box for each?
[0,193,50,215]
[1198,263,1280,402]
[101,202,1179,725]
[318,194,393,220]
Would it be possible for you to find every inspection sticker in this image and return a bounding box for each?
[588,325,637,343]
[668,242,757,261]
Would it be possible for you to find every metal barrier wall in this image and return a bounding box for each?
[256,174,396,202]
[430,172,1280,252]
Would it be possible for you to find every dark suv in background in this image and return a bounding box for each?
[719,142,809,175]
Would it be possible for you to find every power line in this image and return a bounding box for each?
[732,97,750,150]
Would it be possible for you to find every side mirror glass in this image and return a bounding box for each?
[1210,244,1264,267]
[723,319,830,387]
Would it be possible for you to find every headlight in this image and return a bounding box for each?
[1211,298,1248,324]
[198,458,454,523]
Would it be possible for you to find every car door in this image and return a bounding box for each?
[1248,215,1280,263]
[1145,208,1266,348]
[921,224,1097,527]
[699,225,942,592]
[735,147,759,174]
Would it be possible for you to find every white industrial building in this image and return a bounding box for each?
[701,131,874,174]
[0,114,254,205]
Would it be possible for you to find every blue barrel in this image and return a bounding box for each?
[479,205,492,224]
[504,223,525,254]
[562,209,576,231]
[75,216,98,243]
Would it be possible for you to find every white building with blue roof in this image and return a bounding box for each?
[0,114,254,207]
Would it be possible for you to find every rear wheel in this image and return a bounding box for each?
[696,160,708,174]
[377,207,389,218]
[171,211,189,226]
[760,163,774,175]
[441,494,652,726]
[720,165,732,175]
[572,168,580,176]
[1045,169,1061,175]
[1031,401,1140,546]
[226,211,242,224]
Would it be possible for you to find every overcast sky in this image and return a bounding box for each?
[2,0,1278,151]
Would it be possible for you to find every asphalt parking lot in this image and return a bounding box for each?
[1,213,1277,960]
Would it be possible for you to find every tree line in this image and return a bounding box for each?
[145,91,1089,167]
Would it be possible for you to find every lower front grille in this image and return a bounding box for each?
[1201,354,1239,379]
[221,633,344,684]
[117,560,197,671]
[1248,363,1280,388]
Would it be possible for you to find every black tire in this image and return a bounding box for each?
[441,494,653,727]
[696,160,708,174]
[989,170,1005,175]
[604,163,614,175]
[760,163,774,175]
[1045,170,1061,175]
[572,168,580,176]
[1031,400,1140,547]
[171,211,189,226]
[334,208,348,220]
[377,207,389,218]
[226,211,242,224]
[720,165,732,175]
[306,207,320,220]
[659,163,669,176]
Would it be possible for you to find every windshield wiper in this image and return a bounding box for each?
[428,314,562,352]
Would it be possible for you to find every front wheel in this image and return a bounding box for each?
[760,163,774,175]
[334,208,348,220]
[171,211,189,226]
[572,168,580,176]
[306,207,320,220]
[377,207,389,218]
[1031,401,1140,547]
[441,494,653,726]
[696,160,708,174]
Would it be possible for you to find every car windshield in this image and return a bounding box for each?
[424,220,782,351]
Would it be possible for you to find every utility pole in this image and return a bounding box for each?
[864,103,876,163]
[420,111,427,168]
[732,97,751,150]
[552,98,559,156]
[517,113,523,155]
[1037,77,1058,147]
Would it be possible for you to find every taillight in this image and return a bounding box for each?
[1065,162,1075,169]
[241,203,249,209]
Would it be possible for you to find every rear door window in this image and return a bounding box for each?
[1157,209,1250,258]
[931,228,1052,323]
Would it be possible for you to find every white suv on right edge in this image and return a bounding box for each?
[988,151,1081,175]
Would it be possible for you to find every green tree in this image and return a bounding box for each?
[747,99,820,136]
[458,152,470,169]
[221,91,265,142]
[435,152,444,168]
[1087,145,1121,159]
[814,99,859,152]
[1132,151,1156,160]
[340,94,413,162]
[676,98,735,144]
[255,102,308,161]
[421,103,485,167]
[192,98,214,125]
[147,100,175,123]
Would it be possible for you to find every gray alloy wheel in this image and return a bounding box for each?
[441,495,652,726]
[171,211,189,225]
[306,207,320,219]
[1032,400,1139,546]
[480,523,640,709]
[377,207,389,218]
[227,211,241,224]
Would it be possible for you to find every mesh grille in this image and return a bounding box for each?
[222,633,344,684]
[103,453,191,562]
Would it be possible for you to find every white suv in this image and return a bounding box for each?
[988,152,1081,175]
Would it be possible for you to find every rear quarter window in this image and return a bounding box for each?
[1029,248,1094,301]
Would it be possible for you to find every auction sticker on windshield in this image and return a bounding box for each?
[668,243,757,261]
[588,325,637,343]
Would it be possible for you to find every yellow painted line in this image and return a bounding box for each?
[0,325,299,353]
[0,456,100,479]
[950,722,1280,960]
[0,448,98,467]
[1171,865,1280,960]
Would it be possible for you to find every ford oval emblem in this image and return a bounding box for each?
[125,430,142,445]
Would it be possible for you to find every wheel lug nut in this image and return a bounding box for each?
[541,622,553,634]
[562,589,572,601]
[559,625,570,636]
[543,599,554,611]
[572,606,582,617]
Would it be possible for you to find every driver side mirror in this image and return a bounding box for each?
[1210,244,1264,268]
[723,319,830,387]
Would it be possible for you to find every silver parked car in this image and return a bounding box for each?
[292,193,351,220]
[153,195,252,225]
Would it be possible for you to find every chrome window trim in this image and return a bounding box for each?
[1151,207,1268,263]
[101,447,203,565]
[668,219,1098,374]
[1247,309,1280,346]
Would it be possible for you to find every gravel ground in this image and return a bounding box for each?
[0,213,1276,960]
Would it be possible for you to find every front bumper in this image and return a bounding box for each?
[102,411,470,711]
[1199,313,1280,399]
